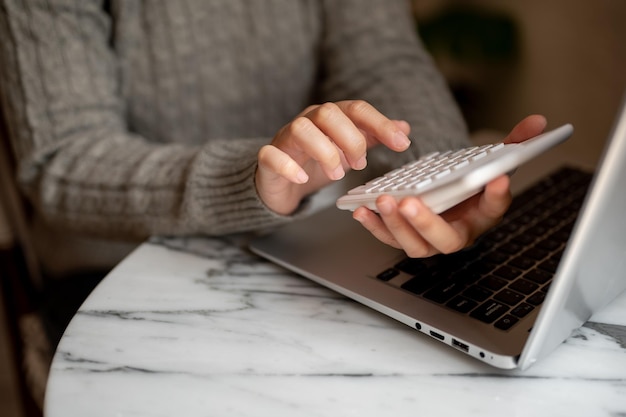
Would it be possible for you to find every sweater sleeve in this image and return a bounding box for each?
[319,0,471,171]
[0,0,291,240]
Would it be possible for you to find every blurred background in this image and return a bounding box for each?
[413,0,626,190]
[2,1,626,416]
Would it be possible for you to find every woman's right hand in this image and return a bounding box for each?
[255,100,412,215]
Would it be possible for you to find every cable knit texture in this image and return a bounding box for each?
[0,0,468,240]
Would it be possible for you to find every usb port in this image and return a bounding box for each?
[452,339,469,352]
[429,330,445,341]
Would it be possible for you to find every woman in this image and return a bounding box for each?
[0,0,544,272]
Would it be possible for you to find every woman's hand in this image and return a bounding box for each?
[255,100,411,215]
[352,115,548,258]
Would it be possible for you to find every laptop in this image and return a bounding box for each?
[250,97,626,370]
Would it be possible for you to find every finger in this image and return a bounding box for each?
[353,207,402,250]
[504,115,547,143]
[334,100,412,151]
[398,197,467,255]
[479,175,512,219]
[304,102,368,170]
[296,104,321,118]
[376,195,435,258]
[299,104,412,140]
[392,119,411,136]
[446,176,511,246]
[257,145,309,184]
[277,116,346,180]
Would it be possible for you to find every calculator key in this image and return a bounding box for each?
[488,142,505,152]
[470,151,488,161]
[452,159,469,170]
[434,169,452,179]
[347,185,369,195]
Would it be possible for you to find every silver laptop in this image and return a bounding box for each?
[250,97,626,370]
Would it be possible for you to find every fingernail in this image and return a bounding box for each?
[400,202,418,217]
[332,165,345,180]
[354,155,367,170]
[377,199,393,215]
[296,169,309,184]
[394,131,411,150]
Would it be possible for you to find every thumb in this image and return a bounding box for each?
[504,115,547,144]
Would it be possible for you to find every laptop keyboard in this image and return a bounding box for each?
[375,167,592,331]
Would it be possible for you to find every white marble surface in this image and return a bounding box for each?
[44,235,626,417]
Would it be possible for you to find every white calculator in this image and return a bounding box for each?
[336,124,573,213]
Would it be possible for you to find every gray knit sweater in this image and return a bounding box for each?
[0,0,468,241]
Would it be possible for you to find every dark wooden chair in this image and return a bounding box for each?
[1,104,46,417]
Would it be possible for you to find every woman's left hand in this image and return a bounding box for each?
[352,114,548,258]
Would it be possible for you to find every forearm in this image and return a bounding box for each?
[0,0,292,239]
[18,133,290,239]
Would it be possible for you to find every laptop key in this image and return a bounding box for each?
[493,265,523,280]
[538,258,560,273]
[511,303,534,318]
[508,279,539,295]
[376,268,399,282]
[537,238,562,251]
[494,289,524,306]
[527,291,546,306]
[424,280,465,303]
[524,269,552,285]
[509,256,536,270]
[395,258,427,275]
[498,242,523,255]
[401,275,438,295]
[494,314,519,331]
[470,300,509,324]
[446,296,478,313]
[463,285,492,302]
[478,275,508,291]
[522,247,549,261]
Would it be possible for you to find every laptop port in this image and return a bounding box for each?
[429,331,445,341]
[452,339,469,352]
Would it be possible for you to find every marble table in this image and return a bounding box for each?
[44,233,626,417]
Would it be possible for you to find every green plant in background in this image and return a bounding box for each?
[418,5,518,64]
[417,5,519,129]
